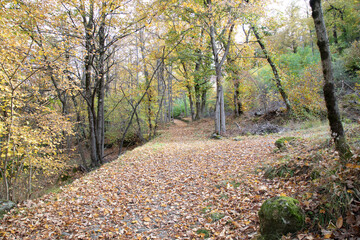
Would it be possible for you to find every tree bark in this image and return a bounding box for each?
[310,0,352,162]
[182,62,195,121]
[187,85,195,121]
[209,23,233,135]
[167,65,173,122]
[195,84,201,120]
[96,3,106,165]
[233,82,243,117]
[200,90,207,117]
[183,93,188,117]
[220,85,226,133]
[82,0,100,168]
[139,30,153,139]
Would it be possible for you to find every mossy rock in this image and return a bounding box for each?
[259,196,305,240]
[0,200,16,218]
[211,133,222,140]
[274,137,297,151]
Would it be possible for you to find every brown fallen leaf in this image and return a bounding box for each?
[336,216,343,229]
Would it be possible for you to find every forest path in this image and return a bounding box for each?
[1,119,299,239]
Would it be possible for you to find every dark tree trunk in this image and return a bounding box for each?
[83,1,100,168]
[200,90,207,117]
[187,85,195,121]
[182,62,195,121]
[225,55,243,117]
[139,30,153,139]
[310,0,352,162]
[96,5,106,165]
[195,83,201,120]
[233,84,243,117]
[183,93,188,117]
[251,25,292,114]
[167,65,173,122]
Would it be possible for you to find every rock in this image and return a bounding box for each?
[211,133,222,140]
[0,200,16,217]
[233,136,242,141]
[258,196,305,240]
[251,123,285,135]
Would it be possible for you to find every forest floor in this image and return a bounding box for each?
[1,117,359,239]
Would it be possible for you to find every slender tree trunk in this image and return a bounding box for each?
[209,23,233,135]
[200,90,207,117]
[168,65,173,122]
[139,30,153,139]
[215,86,221,134]
[96,5,106,165]
[234,83,243,117]
[83,1,99,167]
[134,107,145,143]
[187,85,195,121]
[251,25,292,114]
[183,93,188,117]
[310,0,352,162]
[220,85,226,133]
[226,55,243,117]
[195,83,201,120]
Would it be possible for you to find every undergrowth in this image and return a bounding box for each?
[264,123,360,238]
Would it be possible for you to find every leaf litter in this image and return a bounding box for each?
[1,119,358,239]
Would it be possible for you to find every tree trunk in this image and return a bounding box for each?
[83,1,100,167]
[220,85,226,133]
[139,30,153,139]
[209,22,233,135]
[215,86,221,134]
[96,5,106,165]
[234,83,243,117]
[183,93,188,117]
[168,65,173,122]
[310,0,352,162]
[251,25,292,114]
[195,83,201,120]
[157,59,165,123]
[187,85,195,121]
[200,90,207,117]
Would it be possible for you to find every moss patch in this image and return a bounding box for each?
[275,137,297,151]
[259,196,305,240]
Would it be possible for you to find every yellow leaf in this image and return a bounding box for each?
[323,232,332,239]
[143,217,151,222]
[280,193,287,197]
[131,220,138,224]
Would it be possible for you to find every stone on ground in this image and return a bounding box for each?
[258,196,305,240]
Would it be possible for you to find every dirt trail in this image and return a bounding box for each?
[1,119,296,239]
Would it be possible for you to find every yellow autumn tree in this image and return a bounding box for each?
[0,0,73,201]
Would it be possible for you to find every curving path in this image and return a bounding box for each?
[1,119,300,239]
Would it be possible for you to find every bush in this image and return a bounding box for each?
[172,98,188,119]
[344,41,360,74]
